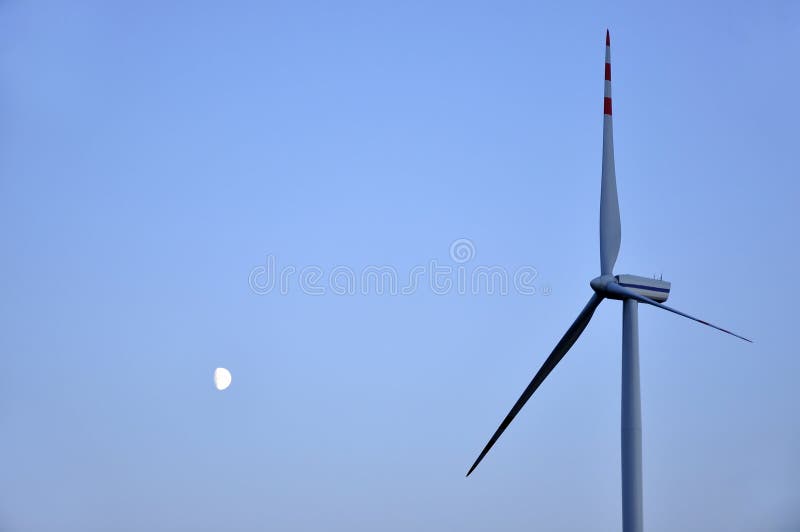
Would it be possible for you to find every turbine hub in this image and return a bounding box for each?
[590,274,616,295]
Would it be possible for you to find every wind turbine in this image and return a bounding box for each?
[466,30,751,532]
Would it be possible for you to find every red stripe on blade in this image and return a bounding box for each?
[605,63,611,81]
[604,97,612,115]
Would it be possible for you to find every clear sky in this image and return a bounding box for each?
[1,1,798,531]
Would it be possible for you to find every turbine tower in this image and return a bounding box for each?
[466,31,751,532]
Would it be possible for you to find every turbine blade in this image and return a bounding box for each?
[605,283,752,343]
[466,293,604,477]
[600,29,621,275]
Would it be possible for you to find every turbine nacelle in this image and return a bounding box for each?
[591,274,671,303]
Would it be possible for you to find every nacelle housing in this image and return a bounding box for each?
[615,274,670,303]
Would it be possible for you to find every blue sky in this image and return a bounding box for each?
[1,1,798,531]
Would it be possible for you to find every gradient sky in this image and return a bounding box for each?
[1,1,798,531]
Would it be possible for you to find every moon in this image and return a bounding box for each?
[214,367,232,391]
